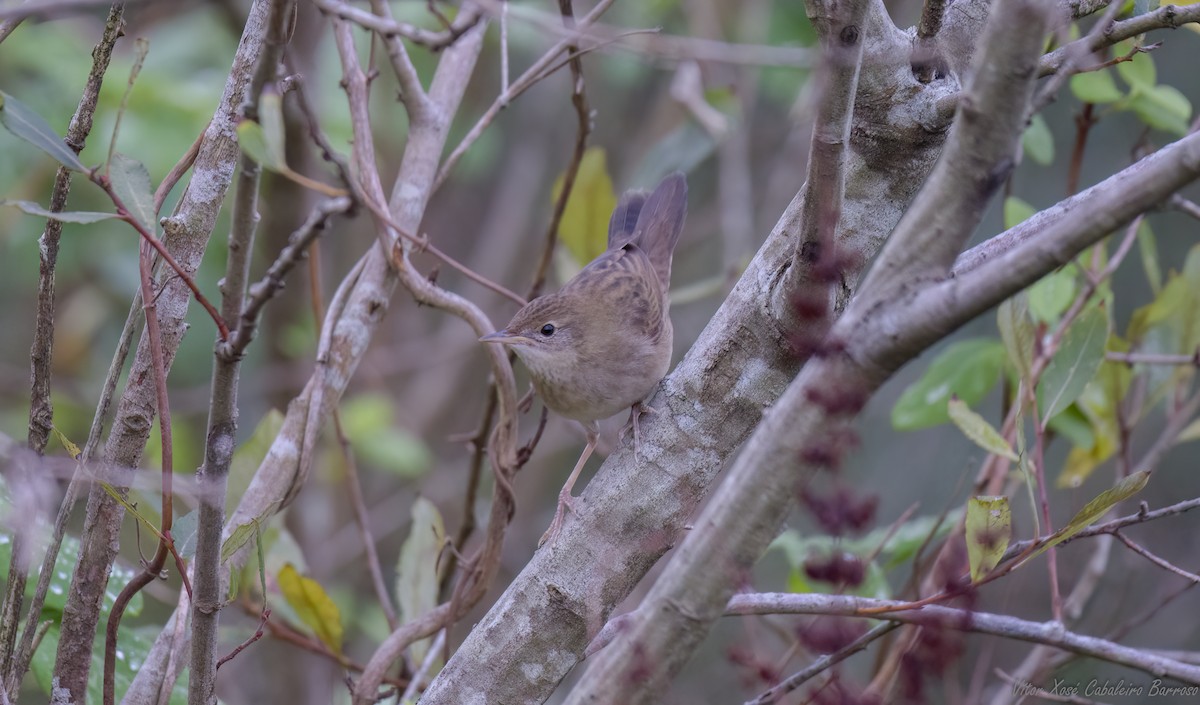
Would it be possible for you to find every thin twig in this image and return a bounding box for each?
[727,593,1200,684]
[527,0,591,299]
[313,0,480,50]
[1039,4,1200,77]
[153,127,205,216]
[1,3,124,695]
[1168,193,1200,221]
[227,196,353,356]
[1112,531,1200,583]
[1107,350,1200,366]
[1031,0,1123,112]
[435,0,617,189]
[103,240,177,705]
[745,622,899,705]
[216,607,272,670]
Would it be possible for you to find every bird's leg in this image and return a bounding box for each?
[539,425,598,547]
[517,385,536,414]
[619,401,657,460]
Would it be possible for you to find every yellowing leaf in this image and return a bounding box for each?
[948,398,1018,462]
[278,563,343,655]
[966,496,1011,581]
[1036,470,1150,559]
[554,148,617,268]
[50,426,82,459]
[1177,417,1200,444]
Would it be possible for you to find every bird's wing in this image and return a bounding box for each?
[568,244,666,340]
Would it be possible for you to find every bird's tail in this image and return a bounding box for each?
[629,172,687,288]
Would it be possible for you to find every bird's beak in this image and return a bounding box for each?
[479,329,523,344]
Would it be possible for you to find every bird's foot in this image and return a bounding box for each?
[538,488,577,548]
[619,401,656,461]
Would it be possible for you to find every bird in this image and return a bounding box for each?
[480,172,688,546]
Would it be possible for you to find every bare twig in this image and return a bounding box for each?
[1040,4,1200,77]
[190,3,294,702]
[103,240,177,705]
[153,128,205,216]
[1031,0,1123,112]
[229,196,353,356]
[1107,350,1200,366]
[216,607,271,670]
[1168,194,1200,221]
[1,4,124,697]
[528,0,592,300]
[435,0,617,188]
[312,0,480,50]
[1112,531,1200,584]
[745,622,899,705]
[727,593,1200,684]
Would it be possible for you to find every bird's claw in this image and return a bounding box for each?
[538,489,577,548]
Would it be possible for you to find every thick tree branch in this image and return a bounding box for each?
[421,1,963,702]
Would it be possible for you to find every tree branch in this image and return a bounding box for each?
[54,1,275,699]
[727,593,1200,684]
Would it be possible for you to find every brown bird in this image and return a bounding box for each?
[481,172,688,545]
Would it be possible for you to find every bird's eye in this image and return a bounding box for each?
[540,323,556,337]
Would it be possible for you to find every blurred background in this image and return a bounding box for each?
[2,0,1199,703]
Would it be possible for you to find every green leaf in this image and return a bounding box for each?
[892,339,1007,430]
[396,497,445,665]
[0,532,142,620]
[554,147,617,268]
[966,496,1011,581]
[172,508,199,560]
[1003,196,1036,230]
[221,506,277,564]
[1038,306,1109,421]
[997,293,1035,379]
[109,153,157,231]
[30,626,189,704]
[1056,339,1130,488]
[1116,50,1156,90]
[1130,84,1192,136]
[0,89,86,171]
[1036,471,1150,558]
[278,563,343,655]
[1070,70,1123,104]
[1047,404,1095,451]
[1028,267,1077,324]
[340,394,432,478]
[0,199,118,223]
[1022,114,1054,166]
[1137,220,1162,295]
[228,409,284,514]
[236,118,284,170]
[948,398,1018,461]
